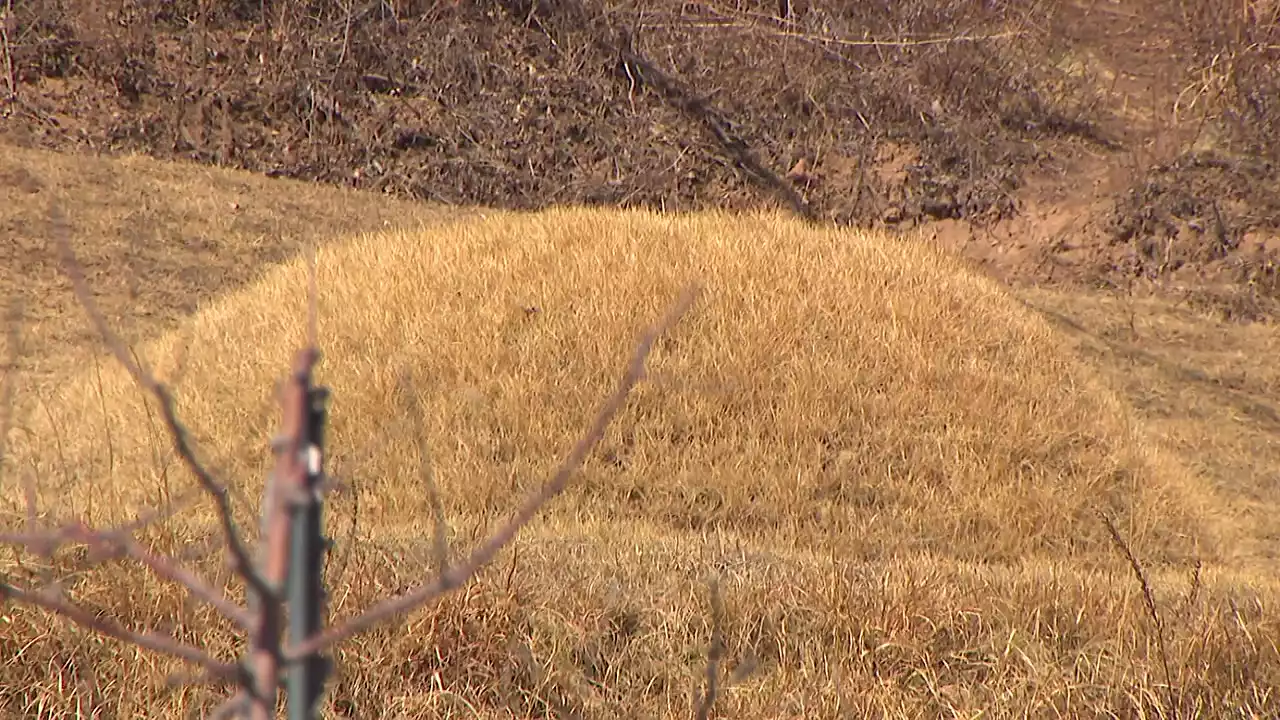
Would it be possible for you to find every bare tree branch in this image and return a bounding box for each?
[1101,511,1178,715]
[6,481,200,556]
[286,284,701,660]
[610,40,815,222]
[0,580,237,674]
[695,577,758,719]
[48,205,275,606]
[2,520,253,629]
[695,579,726,720]
[0,0,16,102]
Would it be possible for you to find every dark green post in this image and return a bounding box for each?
[286,383,332,720]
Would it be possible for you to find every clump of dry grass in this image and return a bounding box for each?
[2,207,1271,717]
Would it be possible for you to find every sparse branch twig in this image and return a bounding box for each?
[1100,512,1178,715]
[695,579,726,720]
[0,579,237,674]
[49,205,274,606]
[694,578,758,719]
[1,519,253,629]
[606,32,815,222]
[1,0,16,102]
[2,483,202,592]
[286,284,701,660]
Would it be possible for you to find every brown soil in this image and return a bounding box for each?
[957,0,1280,320]
[2,0,1277,317]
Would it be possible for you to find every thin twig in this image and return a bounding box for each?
[1100,512,1177,716]
[614,43,815,222]
[49,205,274,605]
[331,0,354,79]
[286,285,701,659]
[2,521,253,629]
[5,481,200,568]
[695,579,726,720]
[693,577,760,718]
[0,580,237,674]
[720,22,1026,49]
[1,0,16,102]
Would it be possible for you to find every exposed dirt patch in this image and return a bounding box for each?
[927,0,1280,318]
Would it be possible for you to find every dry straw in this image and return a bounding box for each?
[2,206,1271,718]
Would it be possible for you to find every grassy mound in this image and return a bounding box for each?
[12,206,1215,562]
[5,207,1259,718]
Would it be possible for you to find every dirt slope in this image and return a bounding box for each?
[959,0,1280,318]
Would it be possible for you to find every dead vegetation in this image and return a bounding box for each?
[1097,0,1280,314]
[4,0,1277,312]
[1,1,1279,717]
[1,0,1106,224]
[3,207,1275,718]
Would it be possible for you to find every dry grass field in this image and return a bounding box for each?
[1,163,1277,717]
[1,0,1278,716]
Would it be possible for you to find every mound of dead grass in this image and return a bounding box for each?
[9,206,1220,563]
[4,207,1266,718]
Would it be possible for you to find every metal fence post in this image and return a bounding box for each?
[285,375,331,720]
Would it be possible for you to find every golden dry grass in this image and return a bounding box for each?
[0,143,466,390]
[1020,287,1280,569]
[4,205,1275,718]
